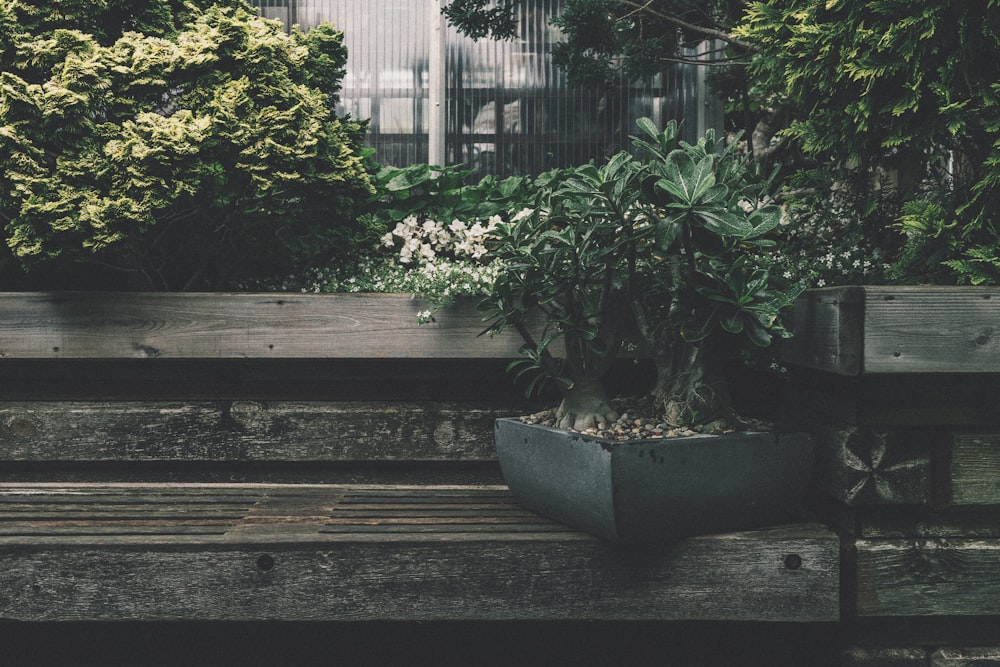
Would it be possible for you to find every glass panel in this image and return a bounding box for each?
[247,0,718,175]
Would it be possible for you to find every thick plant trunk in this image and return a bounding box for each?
[654,341,734,432]
[555,376,618,431]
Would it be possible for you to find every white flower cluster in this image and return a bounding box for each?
[245,210,520,323]
[759,193,892,289]
[321,256,504,322]
[381,214,501,266]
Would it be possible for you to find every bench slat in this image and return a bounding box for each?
[0,483,838,623]
[0,401,516,463]
[0,293,527,359]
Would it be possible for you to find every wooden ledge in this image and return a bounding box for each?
[0,483,839,623]
[782,286,1000,375]
[0,292,524,360]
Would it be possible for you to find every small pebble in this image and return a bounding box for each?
[515,396,769,442]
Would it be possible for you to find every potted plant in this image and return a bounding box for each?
[481,119,815,542]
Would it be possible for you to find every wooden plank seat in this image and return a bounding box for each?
[0,293,840,625]
[0,482,837,623]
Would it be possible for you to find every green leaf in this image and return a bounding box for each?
[635,116,659,141]
[681,305,719,343]
[745,320,774,348]
[720,311,745,334]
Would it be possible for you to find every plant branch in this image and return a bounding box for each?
[659,55,750,67]
[615,0,753,50]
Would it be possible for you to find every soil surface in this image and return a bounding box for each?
[518,395,773,441]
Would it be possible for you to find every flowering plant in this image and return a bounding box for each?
[311,163,535,319]
[481,119,806,432]
[372,213,506,321]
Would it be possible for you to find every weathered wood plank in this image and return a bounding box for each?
[0,292,529,359]
[0,401,514,462]
[0,524,839,622]
[864,286,1000,373]
[840,647,927,666]
[0,484,839,621]
[0,358,554,402]
[948,433,1000,506]
[856,538,1000,616]
[783,286,1000,374]
[782,286,865,375]
[860,510,1000,539]
[932,648,1000,666]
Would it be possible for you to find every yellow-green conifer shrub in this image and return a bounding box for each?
[0,0,374,289]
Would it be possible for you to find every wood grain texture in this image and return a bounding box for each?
[0,484,839,622]
[856,538,1000,616]
[783,286,1000,374]
[0,292,529,359]
[781,286,864,375]
[863,286,1000,373]
[840,647,927,667]
[840,646,1000,666]
[0,401,517,462]
[932,648,1000,666]
[948,433,1000,506]
[860,510,1000,539]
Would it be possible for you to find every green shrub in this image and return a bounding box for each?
[0,0,374,290]
[737,0,1000,285]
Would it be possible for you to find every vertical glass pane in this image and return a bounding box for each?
[247,0,719,174]
[253,0,431,166]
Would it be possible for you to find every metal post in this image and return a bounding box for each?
[428,0,447,166]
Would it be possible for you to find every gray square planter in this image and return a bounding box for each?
[495,418,816,542]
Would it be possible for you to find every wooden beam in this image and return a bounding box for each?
[856,538,1000,616]
[863,287,1000,373]
[783,286,1000,374]
[947,433,1000,506]
[932,648,1000,666]
[0,293,530,359]
[0,401,515,463]
[781,286,864,375]
[840,646,1000,666]
[0,484,839,623]
[841,647,927,666]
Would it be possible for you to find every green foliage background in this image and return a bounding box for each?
[445,0,1000,286]
[0,0,375,290]
[737,0,1000,284]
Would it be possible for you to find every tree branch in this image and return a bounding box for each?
[615,0,753,51]
[660,55,749,67]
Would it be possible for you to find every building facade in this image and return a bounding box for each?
[252,0,722,176]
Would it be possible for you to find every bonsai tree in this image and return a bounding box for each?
[0,0,374,290]
[482,119,801,431]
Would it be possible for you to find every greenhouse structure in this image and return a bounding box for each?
[251,0,723,176]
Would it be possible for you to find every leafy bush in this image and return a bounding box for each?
[0,0,374,290]
[287,163,539,316]
[482,119,803,430]
[737,0,1000,285]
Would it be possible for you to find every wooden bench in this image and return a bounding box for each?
[0,293,838,632]
[783,286,1000,664]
